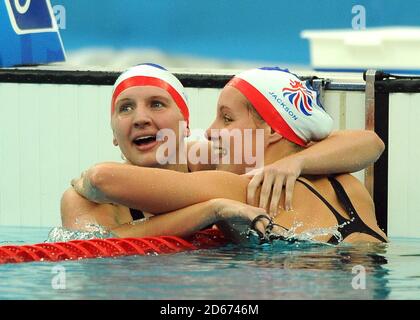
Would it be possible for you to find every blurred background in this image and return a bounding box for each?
[50,0,420,71]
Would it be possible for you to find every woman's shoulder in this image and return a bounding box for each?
[295,174,373,208]
[297,174,374,216]
[299,174,365,192]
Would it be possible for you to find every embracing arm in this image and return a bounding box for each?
[111,198,267,240]
[74,163,249,214]
[246,129,385,214]
[62,184,268,240]
[61,185,216,235]
[112,200,217,238]
[298,129,384,175]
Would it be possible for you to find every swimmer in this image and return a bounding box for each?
[65,65,385,243]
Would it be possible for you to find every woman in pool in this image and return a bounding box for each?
[63,64,379,229]
[68,69,386,243]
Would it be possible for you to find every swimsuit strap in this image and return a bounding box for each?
[326,176,387,244]
[296,178,348,225]
[327,176,358,217]
[296,177,387,244]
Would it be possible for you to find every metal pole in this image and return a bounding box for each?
[364,69,377,197]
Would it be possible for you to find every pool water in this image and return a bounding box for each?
[1,226,420,300]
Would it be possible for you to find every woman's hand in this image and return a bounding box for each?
[71,168,111,204]
[245,155,304,217]
[70,170,89,197]
[210,198,271,243]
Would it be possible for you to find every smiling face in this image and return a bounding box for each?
[206,86,271,174]
[111,86,187,168]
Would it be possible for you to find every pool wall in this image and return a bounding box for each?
[388,92,420,238]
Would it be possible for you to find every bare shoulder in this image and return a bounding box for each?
[291,174,374,218]
[61,187,125,229]
[333,174,373,205]
[61,187,119,213]
[61,187,97,210]
[279,175,386,243]
[303,174,381,228]
[301,174,371,201]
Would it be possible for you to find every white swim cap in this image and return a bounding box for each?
[227,67,333,146]
[111,63,190,127]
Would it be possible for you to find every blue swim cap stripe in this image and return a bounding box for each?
[136,63,168,71]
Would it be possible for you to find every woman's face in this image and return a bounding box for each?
[111,86,186,167]
[206,86,270,174]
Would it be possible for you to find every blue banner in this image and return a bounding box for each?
[0,0,65,67]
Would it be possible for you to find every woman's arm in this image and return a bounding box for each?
[72,163,250,214]
[111,198,268,241]
[62,185,268,240]
[71,131,384,215]
[246,130,385,214]
[299,130,384,175]
[112,200,217,238]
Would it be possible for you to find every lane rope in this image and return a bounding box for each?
[0,229,228,264]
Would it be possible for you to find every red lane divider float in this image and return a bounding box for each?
[0,229,228,264]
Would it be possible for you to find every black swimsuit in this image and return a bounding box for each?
[296,176,387,244]
[129,208,145,221]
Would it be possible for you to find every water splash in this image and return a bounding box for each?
[46,224,114,243]
[261,220,347,244]
[285,225,343,243]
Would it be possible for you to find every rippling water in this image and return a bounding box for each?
[1,226,420,299]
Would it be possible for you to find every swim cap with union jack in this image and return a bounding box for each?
[227,67,333,146]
